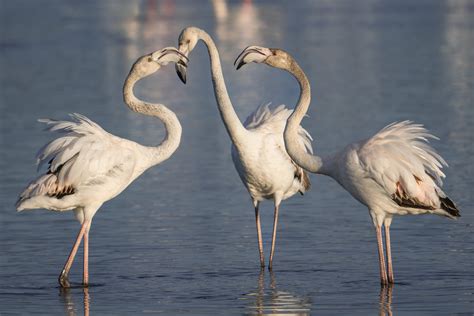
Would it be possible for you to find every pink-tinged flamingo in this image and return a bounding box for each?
[16,47,187,287]
[175,27,313,269]
[235,46,460,284]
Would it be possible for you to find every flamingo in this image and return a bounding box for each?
[16,47,188,287]
[175,27,313,269]
[235,46,460,284]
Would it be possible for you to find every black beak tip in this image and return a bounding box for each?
[178,72,186,84]
[175,64,187,84]
[235,59,247,70]
[236,60,246,70]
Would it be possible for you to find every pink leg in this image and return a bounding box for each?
[83,222,91,286]
[59,221,89,287]
[384,223,394,284]
[376,225,388,285]
[268,204,280,270]
[254,203,265,268]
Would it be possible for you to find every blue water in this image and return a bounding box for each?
[1,0,473,315]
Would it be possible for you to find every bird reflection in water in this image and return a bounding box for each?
[60,287,90,316]
[243,270,311,315]
[379,285,393,316]
[212,0,265,57]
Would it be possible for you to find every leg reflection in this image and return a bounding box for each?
[60,287,91,316]
[246,269,311,315]
[255,269,265,315]
[379,284,393,316]
[60,287,76,316]
[83,287,90,316]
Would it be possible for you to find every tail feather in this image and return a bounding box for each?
[16,174,55,210]
[439,196,460,218]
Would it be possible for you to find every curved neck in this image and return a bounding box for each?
[283,60,327,174]
[123,71,182,167]
[196,29,248,146]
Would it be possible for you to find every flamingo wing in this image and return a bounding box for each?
[244,103,313,154]
[17,114,136,206]
[358,121,459,217]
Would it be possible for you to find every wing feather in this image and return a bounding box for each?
[358,121,456,213]
[244,103,313,154]
[18,114,135,206]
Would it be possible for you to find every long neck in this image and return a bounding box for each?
[283,60,329,175]
[123,71,182,167]
[197,30,248,147]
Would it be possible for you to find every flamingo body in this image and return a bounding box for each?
[329,121,459,225]
[16,114,152,220]
[231,103,312,202]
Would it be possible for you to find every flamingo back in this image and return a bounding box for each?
[244,103,313,155]
[17,114,136,210]
[358,121,459,217]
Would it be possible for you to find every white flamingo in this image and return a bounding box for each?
[235,46,460,284]
[16,47,188,287]
[175,27,313,269]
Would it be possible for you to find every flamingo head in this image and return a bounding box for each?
[175,27,200,84]
[234,46,292,70]
[131,47,188,78]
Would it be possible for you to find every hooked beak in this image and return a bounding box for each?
[175,44,190,84]
[151,47,189,68]
[234,46,271,70]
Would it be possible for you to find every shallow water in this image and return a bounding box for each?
[1,0,473,315]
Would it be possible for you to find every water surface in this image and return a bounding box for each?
[1,0,473,315]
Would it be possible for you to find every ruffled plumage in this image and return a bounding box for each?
[17,114,134,210]
[358,121,459,217]
[244,103,313,155]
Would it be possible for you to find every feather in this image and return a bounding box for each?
[18,114,136,208]
[359,121,459,217]
[244,103,313,154]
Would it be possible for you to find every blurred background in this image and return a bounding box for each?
[1,0,473,315]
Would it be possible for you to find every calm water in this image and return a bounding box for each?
[1,0,473,315]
